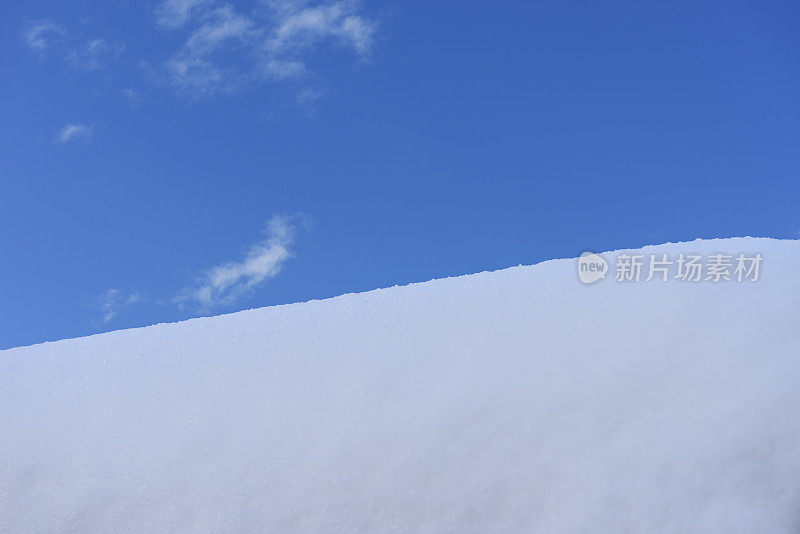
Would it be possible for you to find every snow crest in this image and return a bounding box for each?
[2,237,799,533]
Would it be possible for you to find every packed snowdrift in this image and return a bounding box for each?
[1,237,799,533]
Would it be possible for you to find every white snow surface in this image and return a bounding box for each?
[1,237,799,533]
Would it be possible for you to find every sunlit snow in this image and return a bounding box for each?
[1,237,798,532]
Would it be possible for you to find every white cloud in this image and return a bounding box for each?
[56,123,94,143]
[92,216,305,323]
[98,289,121,323]
[21,2,378,108]
[164,5,260,95]
[261,58,307,80]
[157,0,377,97]
[292,84,328,117]
[155,0,214,28]
[185,6,256,54]
[295,85,327,105]
[96,289,143,324]
[178,215,300,310]
[21,21,123,71]
[20,20,66,53]
[121,88,143,108]
[67,39,125,71]
[267,3,375,56]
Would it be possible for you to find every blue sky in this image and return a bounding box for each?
[1,0,799,349]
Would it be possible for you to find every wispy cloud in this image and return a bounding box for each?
[164,4,260,95]
[177,215,301,310]
[21,20,123,71]
[96,289,144,324]
[154,0,214,29]
[121,88,143,108]
[67,39,125,71]
[20,1,379,111]
[56,123,94,143]
[158,0,377,98]
[20,20,66,53]
[267,2,375,56]
[91,215,306,326]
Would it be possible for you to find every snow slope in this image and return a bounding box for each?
[1,237,799,533]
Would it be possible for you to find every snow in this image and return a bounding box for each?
[1,237,799,533]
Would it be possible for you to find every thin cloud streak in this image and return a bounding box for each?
[91,216,305,326]
[67,39,125,71]
[177,215,301,310]
[56,123,94,143]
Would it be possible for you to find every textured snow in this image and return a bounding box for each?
[1,237,799,533]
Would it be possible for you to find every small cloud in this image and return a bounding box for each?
[98,289,121,323]
[257,110,280,123]
[21,20,124,71]
[183,5,256,54]
[20,20,66,53]
[340,14,376,56]
[177,214,304,310]
[121,88,143,107]
[266,3,377,58]
[261,59,307,81]
[154,0,213,29]
[96,289,144,324]
[95,216,308,323]
[296,85,326,104]
[294,85,328,117]
[67,39,125,70]
[56,123,94,143]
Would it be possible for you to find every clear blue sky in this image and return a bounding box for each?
[1,0,798,349]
